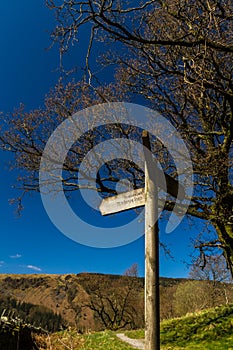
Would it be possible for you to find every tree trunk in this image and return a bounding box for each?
[214,222,233,277]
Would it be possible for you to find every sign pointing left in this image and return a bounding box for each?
[99,188,145,216]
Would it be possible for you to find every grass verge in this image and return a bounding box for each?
[35,304,233,349]
[125,304,233,349]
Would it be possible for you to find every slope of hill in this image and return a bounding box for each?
[0,274,93,330]
[0,273,187,330]
[32,304,233,349]
[124,303,233,349]
[161,304,233,347]
[0,273,232,333]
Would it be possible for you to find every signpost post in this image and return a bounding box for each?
[142,130,160,350]
[100,131,182,350]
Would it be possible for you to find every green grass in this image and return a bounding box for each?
[48,330,136,349]
[124,329,145,339]
[124,304,233,350]
[83,331,135,349]
[45,304,233,349]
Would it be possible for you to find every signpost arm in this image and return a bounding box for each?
[142,130,160,350]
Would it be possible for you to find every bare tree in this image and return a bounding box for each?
[46,0,233,272]
[78,270,144,331]
[0,0,232,271]
[124,263,139,277]
[189,254,232,283]
[160,284,177,320]
[189,254,233,305]
[174,280,210,316]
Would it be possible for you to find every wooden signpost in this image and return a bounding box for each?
[99,188,145,216]
[100,131,181,350]
[142,130,160,350]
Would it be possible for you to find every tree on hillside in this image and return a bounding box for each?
[189,254,232,283]
[189,254,233,305]
[78,268,144,330]
[124,263,139,277]
[0,1,232,270]
[160,284,177,320]
[174,280,210,316]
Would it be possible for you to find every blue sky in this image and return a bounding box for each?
[0,1,206,278]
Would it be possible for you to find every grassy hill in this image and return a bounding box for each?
[125,303,233,349]
[31,303,233,349]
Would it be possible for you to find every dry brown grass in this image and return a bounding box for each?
[34,330,85,350]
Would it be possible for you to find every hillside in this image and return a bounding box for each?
[0,273,144,331]
[124,303,233,349]
[0,273,232,333]
[21,304,233,349]
[0,274,94,331]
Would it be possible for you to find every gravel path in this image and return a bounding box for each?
[116,333,144,349]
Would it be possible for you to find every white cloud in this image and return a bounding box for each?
[10,254,22,259]
[26,265,42,272]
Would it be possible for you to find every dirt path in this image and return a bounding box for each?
[116,333,144,349]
